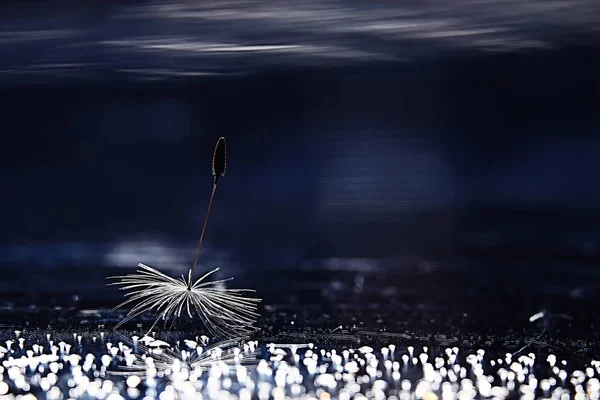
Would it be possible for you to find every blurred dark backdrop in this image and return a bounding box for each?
[1,0,599,308]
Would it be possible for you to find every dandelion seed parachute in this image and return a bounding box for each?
[109,263,261,337]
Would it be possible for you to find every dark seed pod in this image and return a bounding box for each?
[212,137,227,185]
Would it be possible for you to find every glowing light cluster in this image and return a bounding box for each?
[0,330,597,399]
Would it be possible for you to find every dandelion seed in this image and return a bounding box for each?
[108,137,261,336]
[514,310,576,358]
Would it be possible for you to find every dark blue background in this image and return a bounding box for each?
[1,0,599,306]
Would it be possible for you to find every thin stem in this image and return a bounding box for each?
[512,328,546,357]
[146,316,162,336]
[190,183,218,280]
